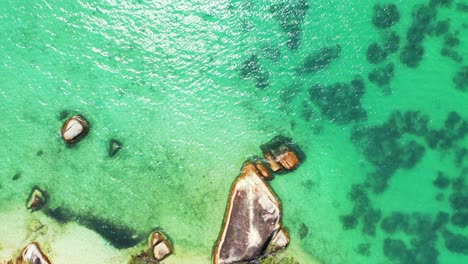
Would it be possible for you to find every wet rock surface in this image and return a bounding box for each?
[61,115,89,144]
[26,187,48,212]
[214,162,287,264]
[108,139,123,157]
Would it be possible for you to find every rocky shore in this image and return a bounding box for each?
[214,136,303,264]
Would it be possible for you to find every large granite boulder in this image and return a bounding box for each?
[61,115,89,144]
[213,162,289,264]
[16,242,51,264]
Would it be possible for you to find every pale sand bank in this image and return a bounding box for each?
[0,207,320,264]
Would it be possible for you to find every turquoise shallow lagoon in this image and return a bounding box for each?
[0,0,467,263]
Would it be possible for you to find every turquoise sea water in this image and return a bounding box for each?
[0,0,467,263]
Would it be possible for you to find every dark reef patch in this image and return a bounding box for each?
[372,4,400,29]
[400,44,425,68]
[425,111,468,150]
[351,111,430,193]
[433,171,451,189]
[382,31,400,54]
[356,243,371,256]
[381,212,409,234]
[308,76,366,124]
[443,230,468,255]
[453,66,467,91]
[451,211,468,228]
[12,172,22,181]
[366,43,388,64]
[298,222,308,239]
[59,110,69,120]
[368,62,395,87]
[45,207,143,249]
[297,45,342,74]
[270,0,310,50]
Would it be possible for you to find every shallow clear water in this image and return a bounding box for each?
[0,0,467,263]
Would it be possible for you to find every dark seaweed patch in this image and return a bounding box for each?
[362,208,381,236]
[298,223,308,239]
[239,55,270,89]
[240,55,261,79]
[368,62,395,87]
[425,112,468,150]
[440,48,463,63]
[453,66,468,91]
[451,211,468,228]
[381,212,409,234]
[433,171,451,189]
[400,44,424,68]
[308,76,366,124]
[351,111,429,193]
[12,172,21,181]
[383,238,415,263]
[400,4,439,68]
[457,2,468,12]
[443,230,468,254]
[428,19,450,36]
[45,207,142,249]
[382,31,400,54]
[297,45,342,74]
[45,207,74,224]
[366,43,388,64]
[270,0,310,50]
[356,243,371,256]
[372,4,400,29]
[36,150,44,156]
[59,110,69,120]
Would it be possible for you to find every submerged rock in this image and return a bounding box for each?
[108,139,123,157]
[26,187,47,212]
[213,162,289,264]
[61,115,89,144]
[16,242,51,264]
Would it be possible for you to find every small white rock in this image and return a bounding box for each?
[61,115,89,143]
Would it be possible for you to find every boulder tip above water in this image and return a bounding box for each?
[108,139,123,157]
[149,231,173,261]
[26,187,47,212]
[16,242,51,264]
[61,115,89,144]
[213,162,289,264]
[261,136,303,173]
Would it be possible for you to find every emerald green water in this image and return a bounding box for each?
[0,0,467,263]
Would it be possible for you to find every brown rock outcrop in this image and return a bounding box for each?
[261,136,302,172]
[16,242,51,264]
[213,162,289,264]
[148,231,173,262]
[61,115,89,144]
[26,187,47,212]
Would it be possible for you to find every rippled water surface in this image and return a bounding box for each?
[0,0,467,263]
